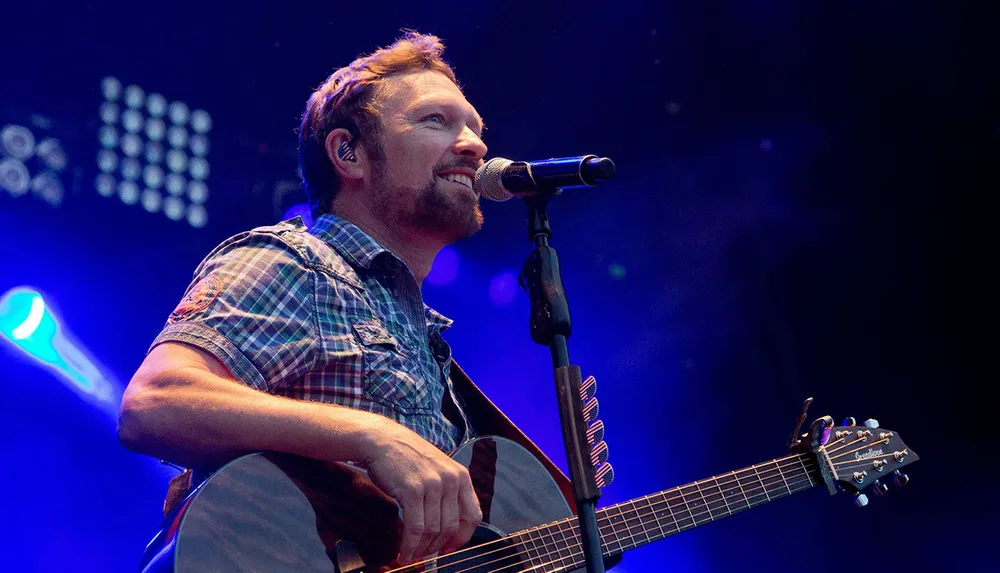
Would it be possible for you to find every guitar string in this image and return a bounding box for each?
[823,437,878,456]
[384,456,817,573]
[516,476,818,573]
[424,474,817,573]
[506,476,818,573]
[384,456,810,573]
[449,437,901,573]
[515,481,819,573]
[386,458,815,573]
[825,438,894,463]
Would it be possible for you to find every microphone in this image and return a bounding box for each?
[474,155,616,201]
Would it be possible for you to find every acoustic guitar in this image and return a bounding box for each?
[137,409,918,572]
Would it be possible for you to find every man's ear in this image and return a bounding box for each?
[325,128,365,182]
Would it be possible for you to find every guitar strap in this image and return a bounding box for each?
[161,361,578,517]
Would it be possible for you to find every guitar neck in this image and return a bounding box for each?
[511,452,822,572]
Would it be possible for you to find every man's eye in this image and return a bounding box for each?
[424,114,445,124]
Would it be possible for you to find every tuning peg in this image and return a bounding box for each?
[853,492,869,508]
[842,417,856,426]
[863,418,880,429]
[872,479,889,496]
[893,470,910,487]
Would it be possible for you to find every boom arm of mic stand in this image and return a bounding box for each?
[518,192,606,573]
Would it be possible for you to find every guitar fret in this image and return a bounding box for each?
[524,527,544,567]
[751,464,770,503]
[628,499,651,546]
[734,470,752,511]
[643,495,667,541]
[775,460,793,496]
[797,455,816,487]
[607,503,626,553]
[678,485,704,526]
[557,518,581,567]
[712,475,732,515]
[584,455,821,562]
[660,491,682,534]
[693,480,715,521]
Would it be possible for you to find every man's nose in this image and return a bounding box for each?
[454,126,487,160]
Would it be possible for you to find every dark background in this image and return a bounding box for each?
[0,1,993,571]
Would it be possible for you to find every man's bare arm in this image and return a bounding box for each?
[118,341,481,564]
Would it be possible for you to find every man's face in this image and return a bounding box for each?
[368,70,488,244]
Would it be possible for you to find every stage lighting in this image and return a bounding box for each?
[145,141,164,164]
[146,93,167,117]
[167,125,188,149]
[0,157,30,197]
[101,76,122,101]
[489,270,519,306]
[121,156,141,180]
[31,171,64,207]
[143,164,164,189]
[165,172,184,196]
[122,108,143,133]
[187,180,208,204]
[95,173,115,197]
[1,120,70,207]
[426,246,460,287]
[98,125,118,149]
[96,77,212,228]
[166,148,187,173]
[99,102,119,124]
[187,204,207,228]
[164,196,184,221]
[118,180,140,205]
[124,85,145,109]
[2,124,35,159]
[121,132,143,157]
[145,117,166,141]
[0,287,120,411]
[141,188,162,213]
[190,134,209,157]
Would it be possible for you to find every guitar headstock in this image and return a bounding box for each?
[804,415,919,507]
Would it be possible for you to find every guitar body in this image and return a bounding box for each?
[139,436,583,573]
[137,414,919,572]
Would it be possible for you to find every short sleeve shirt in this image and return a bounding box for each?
[149,214,471,453]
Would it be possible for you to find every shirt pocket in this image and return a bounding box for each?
[352,320,435,415]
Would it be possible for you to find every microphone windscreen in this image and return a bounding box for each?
[473,157,514,202]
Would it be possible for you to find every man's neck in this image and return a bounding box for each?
[330,201,440,286]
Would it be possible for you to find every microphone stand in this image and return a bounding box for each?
[518,190,605,573]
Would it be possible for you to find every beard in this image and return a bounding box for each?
[372,162,484,244]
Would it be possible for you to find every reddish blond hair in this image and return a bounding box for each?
[298,31,460,216]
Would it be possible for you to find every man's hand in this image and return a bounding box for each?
[361,418,482,565]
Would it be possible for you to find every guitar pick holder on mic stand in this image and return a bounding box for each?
[516,164,613,573]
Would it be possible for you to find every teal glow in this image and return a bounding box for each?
[0,287,117,405]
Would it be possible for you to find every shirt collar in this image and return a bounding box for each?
[308,214,454,331]
[425,306,454,332]
[309,214,390,270]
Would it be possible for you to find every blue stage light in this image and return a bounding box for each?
[0,287,120,410]
[488,269,519,306]
[427,246,460,287]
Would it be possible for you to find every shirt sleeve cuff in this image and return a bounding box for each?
[148,322,270,392]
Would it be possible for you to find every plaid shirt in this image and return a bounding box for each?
[150,214,471,453]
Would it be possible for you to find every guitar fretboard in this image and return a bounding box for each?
[512,453,820,572]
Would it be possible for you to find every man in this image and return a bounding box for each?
[118,32,569,567]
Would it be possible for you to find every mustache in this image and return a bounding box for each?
[434,159,481,173]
